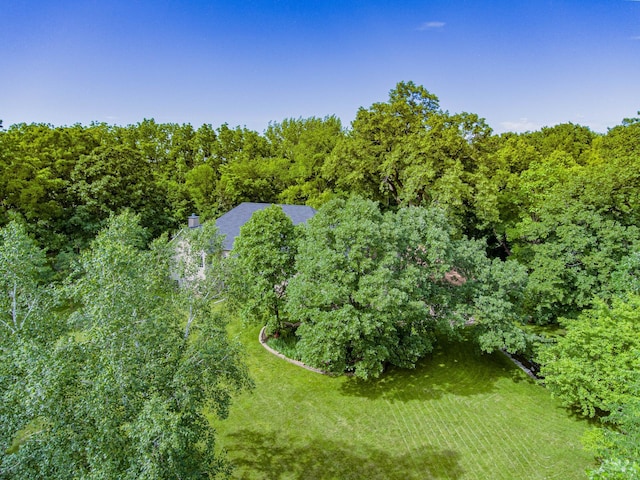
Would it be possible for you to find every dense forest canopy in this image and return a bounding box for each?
[2,82,639,322]
[1,81,639,478]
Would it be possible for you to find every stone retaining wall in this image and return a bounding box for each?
[258,327,332,376]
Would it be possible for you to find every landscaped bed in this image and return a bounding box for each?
[214,320,593,479]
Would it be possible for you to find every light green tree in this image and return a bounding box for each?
[0,221,60,473]
[586,381,640,480]
[265,116,344,207]
[322,81,440,205]
[1,212,251,479]
[539,296,640,417]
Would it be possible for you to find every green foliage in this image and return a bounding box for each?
[0,212,251,479]
[185,163,218,220]
[286,197,528,379]
[265,116,344,206]
[453,242,530,354]
[521,123,596,163]
[288,196,434,378]
[70,145,172,247]
[323,81,442,205]
[0,220,53,338]
[0,123,105,252]
[266,334,301,361]
[586,382,640,479]
[229,205,298,333]
[539,297,640,417]
[608,251,640,297]
[0,221,60,468]
[213,126,275,211]
[505,143,640,322]
[589,459,640,480]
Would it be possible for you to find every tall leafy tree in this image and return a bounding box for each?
[265,116,344,207]
[287,197,426,378]
[506,147,640,323]
[286,197,528,379]
[0,221,60,471]
[69,144,172,247]
[185,163,219,220]
[323,81,440,205]
[1,212,251,479]
[229,205,299,333]
[0,123,106,253]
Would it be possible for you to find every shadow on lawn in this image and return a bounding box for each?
[225,429,463,480]
[339,339,531,402]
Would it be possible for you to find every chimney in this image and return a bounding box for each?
[188,214,200,229]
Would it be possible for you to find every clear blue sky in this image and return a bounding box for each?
[2,1,639,133]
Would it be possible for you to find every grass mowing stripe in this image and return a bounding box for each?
[401,401,429,452]
[458,412,495,478]
[214,323,592,479]
[477,401,527,473]
[452,409,489,479]
[384,398,419,469]
[416,395,478,480]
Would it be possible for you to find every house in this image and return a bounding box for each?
[185,202,316,254]
[213,202,316,253]
[172,203,314,285]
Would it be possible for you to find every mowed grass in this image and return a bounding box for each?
[214,322,593,480]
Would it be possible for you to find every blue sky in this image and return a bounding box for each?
[2,1,639,133]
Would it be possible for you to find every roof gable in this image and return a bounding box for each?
[215,202,316,251]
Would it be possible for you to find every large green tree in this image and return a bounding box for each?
[1,212,251,479]
[509,156,640,323]
[322,81,441,206]
[69,144,172,247]
[265,116,344,207]
[287,197,429,378]
[0,123,106,253]
[229,205,299,333]
[286,197,528,379]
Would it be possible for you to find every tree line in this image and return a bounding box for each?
[2,82,639,324]
[1,81,639,478]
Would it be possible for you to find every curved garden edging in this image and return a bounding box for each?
[258,327,332,376]
[259,327,539,382]
[500,349,541,381]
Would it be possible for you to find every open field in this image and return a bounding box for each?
[215,322,593,479]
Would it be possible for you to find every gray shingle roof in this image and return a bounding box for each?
[215,202,316,251]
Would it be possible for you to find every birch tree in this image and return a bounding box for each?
[1,212,251,479]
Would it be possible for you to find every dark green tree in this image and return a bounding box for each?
[69,144,172,248]
[286,197,528,379]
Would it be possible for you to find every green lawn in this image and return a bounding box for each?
[214,322,593,479]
